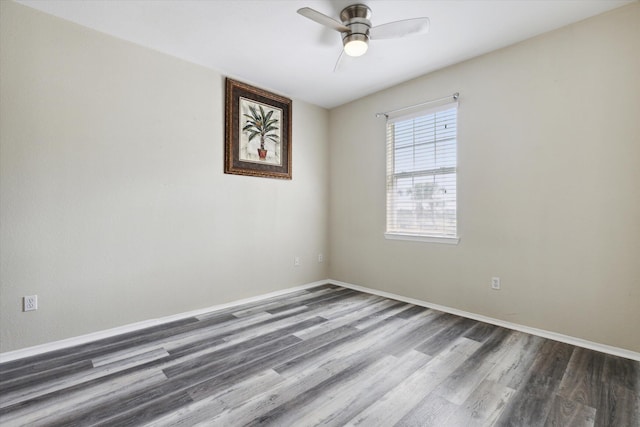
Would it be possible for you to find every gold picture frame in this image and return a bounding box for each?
[224,78,292,179]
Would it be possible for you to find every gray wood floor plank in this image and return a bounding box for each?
[495,373,560,427]
[190,345,389,425]
[432,327,514,405]
[494,340,575,427]
[485,332,545,390]
[206,368,329,425]
[318,293,386,320]
[165,334,302,380]
[344,336,482,426]
[353,301,411,329]
[0,316,202,381]
[46,329,299,426]
[532,340,576,380]
[223,288,324,318]
[230,286,347,318]
[443,379,515,426]
[292,298,397,341]
[266,289,357,315]
[142,368,285,427]
[306,350,431,426]
[0,359,93,395]
[207,339,414,426]
[394,392,459,427]
[594,383,640,427]
[414,314,475,356]
[184,325,381,403]
[275,309,435,380]
[40,373,188,426]
[544,394,596,427]
[464,321,499,343]
[602,353,640,392]
[1,321,299,418]
[243,357,385,426]
[1,284,638,426]
[0,347,170,409]
[162,317,323,378]
[0,317,199,376]
[393,304,429,319]
[557,346,606,408]
[0,369,168,427]
[254,351,429,427]
[0,356,170,417]
[386,310,449,357]
[272,316,407,375]
[203,355,359,426]
[88,313,267,368]
[162,308,315,361]
[94,391,195,427]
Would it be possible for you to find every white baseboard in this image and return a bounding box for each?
[0,280,328,364]
[2,278,638,364]
[329,279,640,362]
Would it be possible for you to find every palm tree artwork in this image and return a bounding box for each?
[242,103,280,161]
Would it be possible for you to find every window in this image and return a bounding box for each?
[385,102,459,243]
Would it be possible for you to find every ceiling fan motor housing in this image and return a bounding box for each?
[340,4,372,50]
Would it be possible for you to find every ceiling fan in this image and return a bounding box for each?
[297,3,430,64]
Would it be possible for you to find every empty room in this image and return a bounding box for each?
[1,0,638,425]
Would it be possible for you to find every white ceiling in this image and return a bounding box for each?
[17,0,634,109]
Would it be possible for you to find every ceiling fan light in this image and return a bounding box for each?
[343,34,368,57]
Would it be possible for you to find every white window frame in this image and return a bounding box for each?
[384,101,460,244]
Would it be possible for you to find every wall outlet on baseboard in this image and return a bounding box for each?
[294,256,300,267]
[318,253,324,263]
[24,295,38,311]
[491,277,501,290]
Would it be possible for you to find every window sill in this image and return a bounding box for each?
[384,233,460,245]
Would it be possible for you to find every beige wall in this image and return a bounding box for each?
[329,4,640,352]
[0,1,329,352]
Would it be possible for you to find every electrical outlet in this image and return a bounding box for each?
[294,256,300,267]
[24,295,38,311]
[318,253,324,263]
[491,277,501,290]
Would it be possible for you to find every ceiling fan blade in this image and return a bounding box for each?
[333,49,344,73]
[370,17,430,40]
[297,7,349,33]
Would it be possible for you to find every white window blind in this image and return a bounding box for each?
[385,102,458,242]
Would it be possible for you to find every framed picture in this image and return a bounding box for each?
[225,78,292,179]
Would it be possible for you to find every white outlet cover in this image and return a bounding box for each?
[24,295,38,311]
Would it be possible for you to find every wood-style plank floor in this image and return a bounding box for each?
[0,284,638,426]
